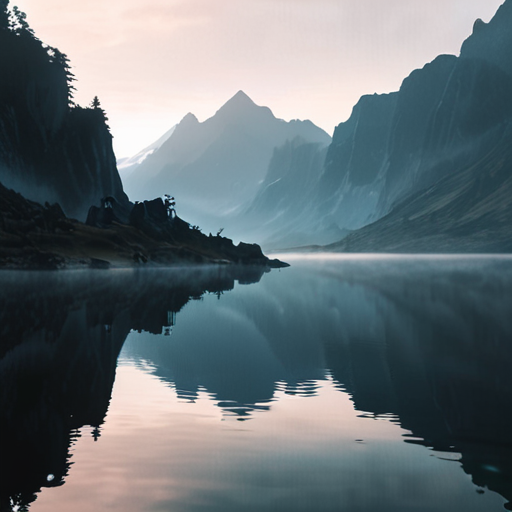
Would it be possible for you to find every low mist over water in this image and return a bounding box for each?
[2,256,512,511]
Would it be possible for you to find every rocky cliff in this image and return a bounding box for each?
[239,137,344,248]
[320,0,512,253]
[247,0,512,251]
[0,5,129,220]
[325,121,512,253]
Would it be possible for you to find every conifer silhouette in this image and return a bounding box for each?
[11,5,35,37]
[51,48,76,106]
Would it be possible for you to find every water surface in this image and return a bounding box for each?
[2,256,512,511]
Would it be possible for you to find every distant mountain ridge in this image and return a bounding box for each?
[121,91,331,234]
[244,0,512,251]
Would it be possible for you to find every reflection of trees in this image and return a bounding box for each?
[0,266,265,512]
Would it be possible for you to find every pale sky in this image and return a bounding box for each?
[13,0,505,158]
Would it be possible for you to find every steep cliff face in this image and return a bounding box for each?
[0,10,128,220]
[317,50,512,227]
[318,0,512,252]
[246,0,512,250]
[315,91,399,229]
[239,138,343,248]
[326,122,512,253]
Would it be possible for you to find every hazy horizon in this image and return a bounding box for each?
[13,0,505,158]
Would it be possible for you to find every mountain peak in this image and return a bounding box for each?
[231,90,253,103]
[460,0,512,77]
[215,90,275,122]
[220,90,257,110]
[180,112,199,125]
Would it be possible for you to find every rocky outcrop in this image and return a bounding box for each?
[0,181,287,269]
[0,12,129,220]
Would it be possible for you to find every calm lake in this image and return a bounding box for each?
[2,255,512,512]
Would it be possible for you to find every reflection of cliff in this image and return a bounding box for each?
[125,260,512,506]
[3,261,512,508]
[306,261,512,507]
[0,267,265,511]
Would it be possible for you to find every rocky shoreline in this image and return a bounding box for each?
[0,183,288,270]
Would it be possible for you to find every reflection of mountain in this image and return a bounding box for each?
[326,261,512,507]
[125,258,512,506]
[124,308,325,418]
[0,267,266,511]
[3,260,512,509]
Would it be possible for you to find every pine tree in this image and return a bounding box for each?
[89,96,111,131]
[11,5,35,37]
[51,47,76,107]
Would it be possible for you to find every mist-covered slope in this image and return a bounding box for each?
[248,0,512,251]
[326,124,512,253]
[122,91,331,233]
[320,0,512,252]
[0,4,129,220]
